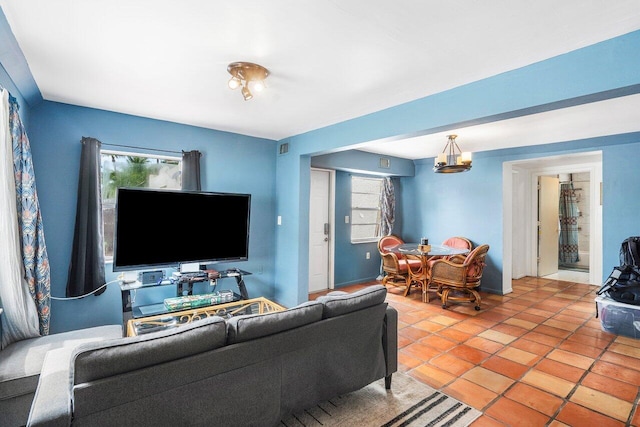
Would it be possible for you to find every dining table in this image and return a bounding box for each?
[383,243,470,302]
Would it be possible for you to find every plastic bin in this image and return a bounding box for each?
[595,295,640,339]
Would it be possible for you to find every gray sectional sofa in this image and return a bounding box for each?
[26,285,397,426]
[0,322,122,427]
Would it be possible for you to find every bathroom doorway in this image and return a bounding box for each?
[503,151,602,293]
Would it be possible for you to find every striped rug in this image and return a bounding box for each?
[280,373,481,427]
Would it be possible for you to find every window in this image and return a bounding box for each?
[101,150,182,260]
[351,176,383,243]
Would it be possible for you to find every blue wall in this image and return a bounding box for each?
[274,30,640,307]
[27,101,277,333]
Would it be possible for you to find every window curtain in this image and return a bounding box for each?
[379,177,395,236]
[0,88,47,347]
[66,137,106,297]
[181,150,202,191]
[559,182,580,264]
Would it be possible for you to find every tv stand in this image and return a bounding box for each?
[120,269,252,325]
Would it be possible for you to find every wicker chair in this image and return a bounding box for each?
[404,253,432,302]
[430,244,489,310]
[377,235,421,296]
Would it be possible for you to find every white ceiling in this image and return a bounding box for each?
[2,1,640,158]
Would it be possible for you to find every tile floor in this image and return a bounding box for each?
[311,277,640,426]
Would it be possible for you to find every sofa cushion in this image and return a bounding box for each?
[226,301,323,344]
[0,325,122,401]
[316,285,387,318]
[73,316,226,384]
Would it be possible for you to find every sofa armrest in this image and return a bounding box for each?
[27,347,74,427]
[383,306,398,381]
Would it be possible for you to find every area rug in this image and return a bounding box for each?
[280,373,481,427]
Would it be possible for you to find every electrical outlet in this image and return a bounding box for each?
[277,215,282,225]
[366,252,370,259]
[345,216,350,223]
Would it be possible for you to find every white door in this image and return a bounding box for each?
[309,169,330,293]
[538,176,559,277]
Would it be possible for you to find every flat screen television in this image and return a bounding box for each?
[113,188,251,271]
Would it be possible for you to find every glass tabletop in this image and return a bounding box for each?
[393,243,469,257]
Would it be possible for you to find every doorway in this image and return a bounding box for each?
[503,151,602,293]
[308,168,335,293]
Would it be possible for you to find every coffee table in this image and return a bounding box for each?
[126,296,286,337]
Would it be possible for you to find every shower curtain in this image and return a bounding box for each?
[559,182,580,264]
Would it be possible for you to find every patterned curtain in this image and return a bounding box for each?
[9,95,51,336]
[379,177,395,236]
[559,182,580,264]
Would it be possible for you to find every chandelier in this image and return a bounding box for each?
[227,62,270,101]
[433,134,472,173]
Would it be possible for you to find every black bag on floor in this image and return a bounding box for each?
[598,265,640,305]
[599,236,640,305]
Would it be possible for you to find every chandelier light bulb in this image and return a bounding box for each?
[241,85,253,101]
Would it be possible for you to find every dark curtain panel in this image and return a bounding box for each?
[66,137,106,297]
[182,150,202,191]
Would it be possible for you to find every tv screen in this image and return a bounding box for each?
[113,188,251,271]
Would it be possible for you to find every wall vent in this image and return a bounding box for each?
[379,157,390,169]
[279,143,289,155]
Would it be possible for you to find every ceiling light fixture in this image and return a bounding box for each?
[227,62,269,101]
[433,134,472,173]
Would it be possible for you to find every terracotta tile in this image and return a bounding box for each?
[503,317,538,330]
[510,338,553,356]
[570,385,633,422]
[590,360,640,387]
[462,366,514,394]
[444,378,498,410]
[534,358,585,383]
[566,331,615,349]
[452,320,490,335]
[497,347,540,366]
[521,369,575,398]
[468,414,506,427]
[547,348,595,370]
[402,342,441,361]
[504,383,563,417]
[522,331,564,347]
[465,336,504,354]
[397,334,412,348]
[478,329,517,345]
[491,323,528,337]
[413,319,447,332]
[557,339,604,359]
[398,325,431,341]
[430,353,475,376]
[513,312,547,324]
[449,344,491,364]
[484,396,551,426]
[631,406,640,427]
[599,351,640,373]
[581,372,638,402]
[409,364,455,389]
[397,351,422,371]
[609,342,640,359]
[615,335,640,348]
[481,355,529,380]
[533,324,573,338]
[437,327,473,343]
[547,420,571,427]
[418,334,457,351]
[429,314,461,326]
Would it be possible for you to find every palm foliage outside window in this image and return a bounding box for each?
[100,151,181,260]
